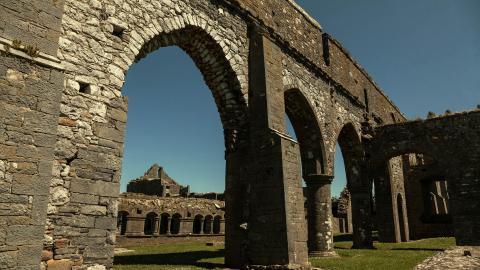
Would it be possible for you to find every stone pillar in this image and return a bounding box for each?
[347,198,353,233]
[305,175,337,257]
[372,161,397,243]
[220,220,226,234]
[244,24,310,269]
[153,217,160,236]
[180,218,194,235]
[166,217,171,235]
[199,217,205,235]
[125,217,145,237]
[350,188,374,249]
[225,147,250,267]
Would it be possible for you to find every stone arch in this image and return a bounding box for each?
[372,152,433,243]
[334,123,375,248]
[170,213,182,235]
[144,212,158,235]
[53,6,250,268]
[284,87,327,176]
[193,214,204,234]
[213,215,222,234]
[159,213,171,235]
[203,215,213,234]
[336,123,364,188]
[130,20,249,152]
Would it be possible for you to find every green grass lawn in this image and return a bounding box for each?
[311,235,455,270]
[114,235,455,270]
[114,243,224,270]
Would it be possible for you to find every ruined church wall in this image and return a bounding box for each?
[235,0,404,124]
[282,55,364,175]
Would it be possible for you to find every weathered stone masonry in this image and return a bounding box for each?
[0,0,65,269]
[1,0,477,270]
[365,111,480,247]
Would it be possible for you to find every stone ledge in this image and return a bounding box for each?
[0,36,64,71]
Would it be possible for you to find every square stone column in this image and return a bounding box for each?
[243,24,310,269]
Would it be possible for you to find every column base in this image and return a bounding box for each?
[308,251,339,258]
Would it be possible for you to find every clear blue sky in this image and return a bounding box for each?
[120,0,480,196]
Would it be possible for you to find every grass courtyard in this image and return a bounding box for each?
[113,235,455,270]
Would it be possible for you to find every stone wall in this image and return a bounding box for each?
[0,1,65,269]
[367,110,480,246]
[0,0,64,56]
[49,0,250,268]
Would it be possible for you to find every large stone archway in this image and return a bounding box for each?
[52,2,250,268]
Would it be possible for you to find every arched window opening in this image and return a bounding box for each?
[117,211,129,236]
[144,212,158,235]
[170,213,182,235]
[193,215,203,234]
[159,213,170,235]
[284,89,326,178]
[336,124,363,239]
[213,216,222,234]
[203,215,213,234]
[421,178,450,223]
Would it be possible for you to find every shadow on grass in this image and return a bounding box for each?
[333,232,379,243]
[391,248,445,251]
[114,249,225,269]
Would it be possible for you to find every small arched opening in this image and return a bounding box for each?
[159,213,170,235]
[170,213,182,235]
[117,211,129,236]
[144,212,158,235]
[193,215,203,234]
[213,215,222,234]
[203,215,213,234]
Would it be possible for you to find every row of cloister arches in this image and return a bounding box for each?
[117,211,224,236]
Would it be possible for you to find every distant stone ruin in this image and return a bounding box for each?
[118,164,225,237]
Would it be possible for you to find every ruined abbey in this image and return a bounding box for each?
[0,0,478,269]
[118,164,226,237]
